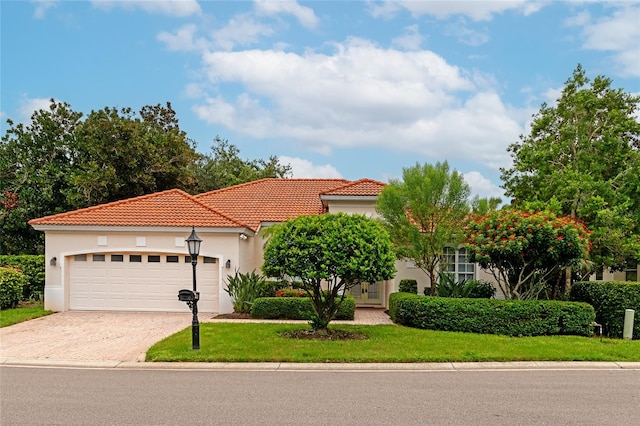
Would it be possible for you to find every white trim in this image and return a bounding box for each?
[31,225,249,233]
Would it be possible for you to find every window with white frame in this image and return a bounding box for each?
[442,247,475,282]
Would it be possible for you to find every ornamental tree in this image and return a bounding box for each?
[464,209,591,300]
[376,161,470,295]
[262,213,396,332]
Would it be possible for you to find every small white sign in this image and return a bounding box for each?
[97,236,108,246]
[136,237,147,247]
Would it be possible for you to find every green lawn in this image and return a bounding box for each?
[146,322,640,363]
[0,304,53,327]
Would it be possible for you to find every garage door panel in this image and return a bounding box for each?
[69,253,218,312]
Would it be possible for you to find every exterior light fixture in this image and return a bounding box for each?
[225,259,231,269]
[178,226,202,350]
[50,257,57,266]
[239,233,248,240]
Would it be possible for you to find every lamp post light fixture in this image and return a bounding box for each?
[178,226,202,350]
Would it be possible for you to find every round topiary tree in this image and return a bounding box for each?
[262,212,396,332]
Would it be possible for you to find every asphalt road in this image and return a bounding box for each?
[1,367,639,425]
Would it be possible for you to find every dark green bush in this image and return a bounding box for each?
[388,292,595,337]
[570,281,640,339]
[0,255,45,300]
[398,279,418,294]
[251,295,356,320]
[465,279,496,299]
[434,274,496,299]
[0,267,28,309]
[256,280,289,298]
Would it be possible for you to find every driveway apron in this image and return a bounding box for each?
[0,312,193,362]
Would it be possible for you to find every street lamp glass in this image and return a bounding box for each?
[186,227,202,257]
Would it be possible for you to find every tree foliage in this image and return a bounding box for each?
[464,208,592,300]
[500,64,640,274]
[1,100,291,254]
[375,161,471,295]
[261,213,396,331]
[193,137,292,193]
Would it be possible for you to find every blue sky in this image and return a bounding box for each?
[2,1,639,201]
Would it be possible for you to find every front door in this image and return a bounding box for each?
[349,282,382,306]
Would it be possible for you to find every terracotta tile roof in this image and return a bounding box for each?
[29,178,384,230]
[321,179,385,196]
[28,189,248,228]
[195,178,351,230]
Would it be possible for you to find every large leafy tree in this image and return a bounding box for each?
[65,102,199,206]
[193,137,292,193]
[500,64,640,282]
[376,161,471,295]
[465,208,592,300]
[0,100,82,253]
[262,213,396,332]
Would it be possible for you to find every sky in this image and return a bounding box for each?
[2,0,639,201]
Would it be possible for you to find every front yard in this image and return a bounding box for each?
[0,302,52,327]
[146,322,640,363]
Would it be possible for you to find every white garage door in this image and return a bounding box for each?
[69,253,218,313]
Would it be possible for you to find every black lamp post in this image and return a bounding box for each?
[180,226,202,350]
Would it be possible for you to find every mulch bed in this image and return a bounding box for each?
[212,312,368,340]
[280,329,368,341]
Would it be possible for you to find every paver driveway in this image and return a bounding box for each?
[0,311,193,362]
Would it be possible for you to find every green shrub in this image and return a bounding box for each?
[570,281,640,339]
[251,295,356,320]
[0,267,28,309]
[224,270,265,314]
[398,279,418,294]
[465,279,496,299]
[256,280,289,298]
[0,255,45,300]
[388,292,595,337]
[423,287,432,296]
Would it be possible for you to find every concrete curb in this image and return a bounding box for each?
[2,358,639,371]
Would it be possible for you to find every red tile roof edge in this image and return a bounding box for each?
[320,178,386,196]
[28,188,252,229]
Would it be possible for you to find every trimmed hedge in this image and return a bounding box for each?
[251,295,356,320]
[388,292,595,337]
[398,279,418,294]
[570,281,640,339]
[0,255,45,300]
[0,267,29,309]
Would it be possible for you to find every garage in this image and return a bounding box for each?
[68,253,219,313]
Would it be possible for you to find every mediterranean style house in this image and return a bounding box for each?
[32,178,467,314]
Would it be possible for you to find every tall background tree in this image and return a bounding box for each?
[192,137,291,193]
[1,100,291,254]
[376,161,471,295]
[262,213,396,332]
[500,64,640,290]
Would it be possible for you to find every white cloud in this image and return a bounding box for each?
[278,156,343,178]
[446,18,490,46]
[254,0,319,29]
[91,0,201,17]
[212,15,275,51]
[192,38,524,170]
[391,25,425,51]
[18,97,52,122]
[32,0,57,19]
[463,171,506,200]
[575,5,640,77]
[157,24,208,51]
[369,0,545,21]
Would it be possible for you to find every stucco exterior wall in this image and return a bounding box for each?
[41,228,240,313]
